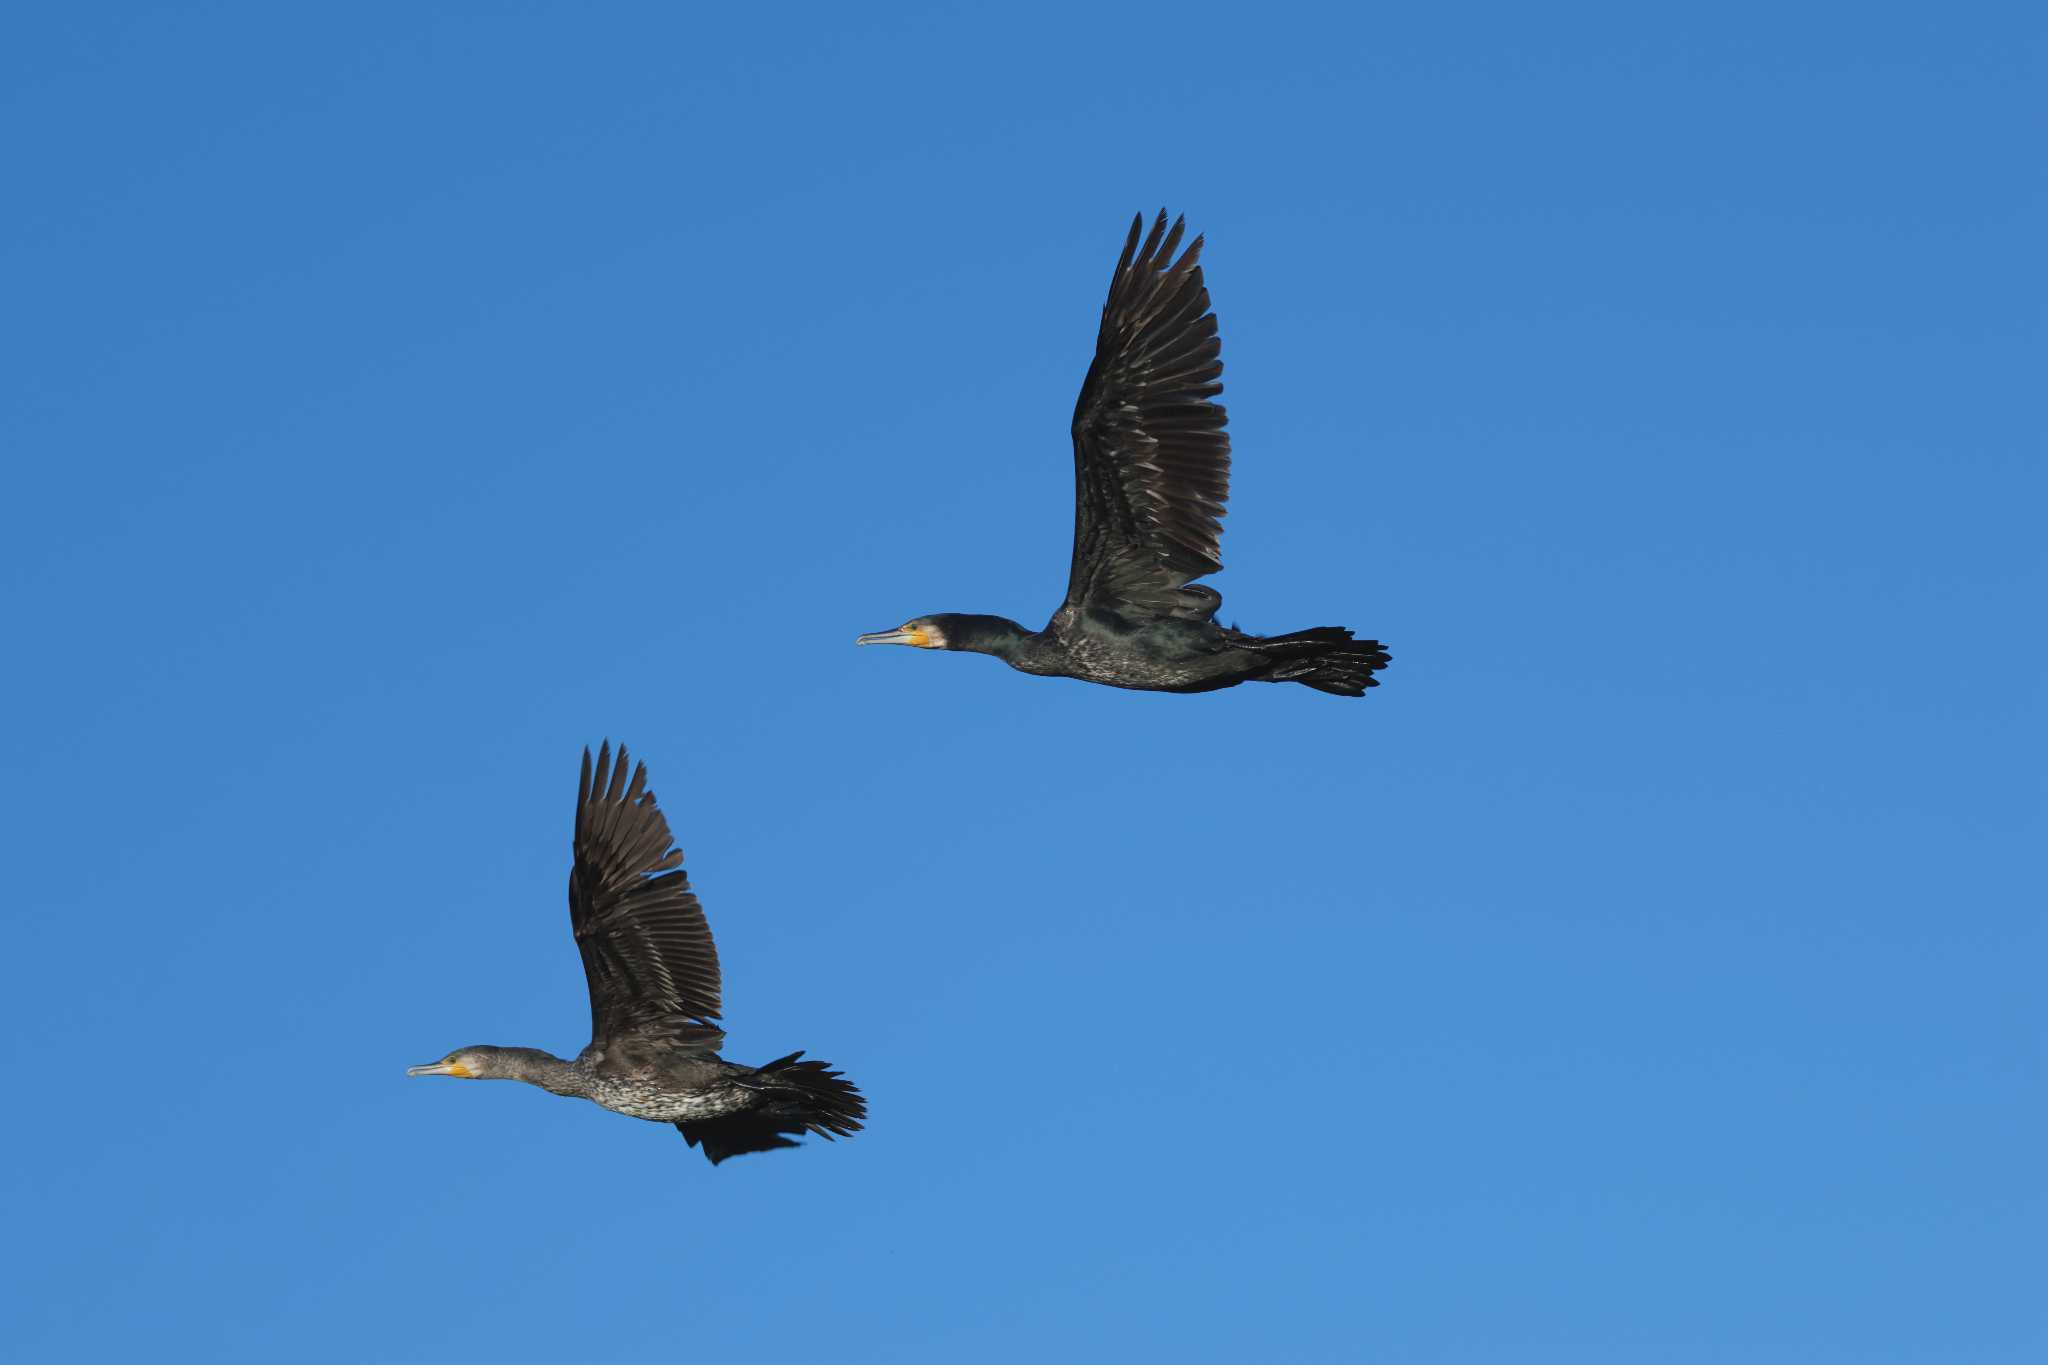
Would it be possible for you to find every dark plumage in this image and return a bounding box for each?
[858,210,1390,696]
[408,743,863,1164]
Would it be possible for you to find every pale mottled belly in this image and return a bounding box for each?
[583,1076,751,1123]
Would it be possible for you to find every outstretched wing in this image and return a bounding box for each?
[568,742,723,1052]
[1064,211,1231,617]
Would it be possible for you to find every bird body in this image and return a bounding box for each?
[404,1045,748,1121]
[577,1061,755,1124]
[1028,619,1237,692]
[880,606,1386,695]
[859,211,1390,697]
[408,744,864,1164]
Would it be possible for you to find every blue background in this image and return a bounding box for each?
[3,5,2039,1361]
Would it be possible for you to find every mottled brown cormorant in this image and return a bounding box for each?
[858,210,1390,696]
[408,743,864,1164]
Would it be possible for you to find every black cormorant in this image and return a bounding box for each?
[408,743,864,1164]
[858,210,1390,696]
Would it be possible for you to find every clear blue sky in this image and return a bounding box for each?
[2,5,2039,1362]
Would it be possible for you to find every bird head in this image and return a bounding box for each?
[855,616,950,649]
[407,1046,505,1080]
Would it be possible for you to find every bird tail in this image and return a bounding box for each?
[1247,626,1391,697]
[675,1052,866,1165]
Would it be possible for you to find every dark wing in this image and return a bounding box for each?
[568,742,723,1052]
[1064,211,1231,618]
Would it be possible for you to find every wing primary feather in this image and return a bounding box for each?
[566,743,724,1052]
[1065,210,1234,615]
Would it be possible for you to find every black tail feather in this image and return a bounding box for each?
[1249,626,1391,697]
[675,1052,866,1166]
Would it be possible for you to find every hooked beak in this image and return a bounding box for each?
[407,1061,474,1078]
[857,625,932,648]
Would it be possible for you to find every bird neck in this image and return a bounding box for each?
[942,614,1034,660]
[494,1047,586,1096]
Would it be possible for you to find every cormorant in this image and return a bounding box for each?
[858,210,1391,696]
[408,742,864,1164]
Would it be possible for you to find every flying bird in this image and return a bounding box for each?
[858,210,1390,696]
[408,742,864,1164]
